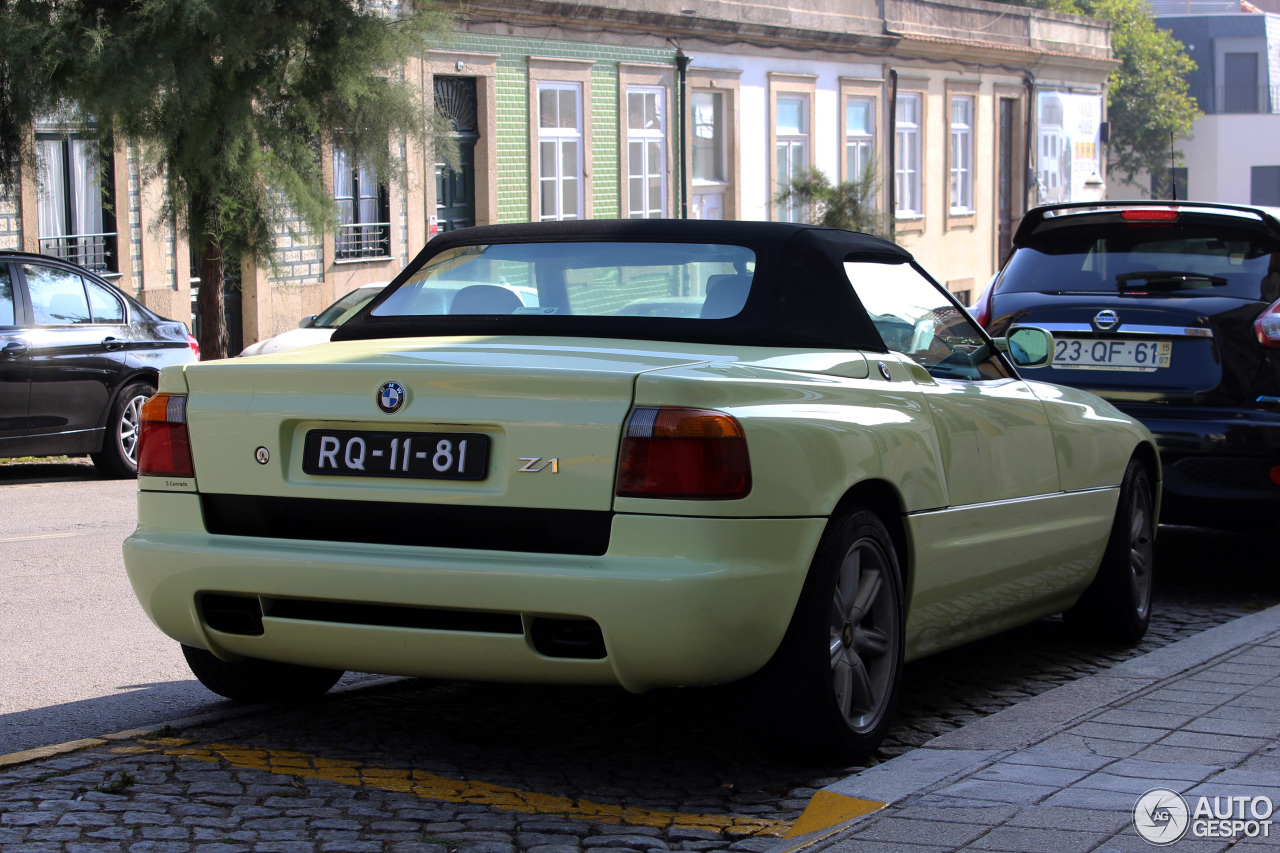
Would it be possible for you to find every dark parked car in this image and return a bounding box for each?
[1,252,198,477]
[975,202,1280,528]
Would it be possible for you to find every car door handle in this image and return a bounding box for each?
[102,336,125,351]
[2,341,28,359]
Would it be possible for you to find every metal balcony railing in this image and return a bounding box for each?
[335,222,391,260]
[1188,85,1280,115]
[39,232,118,274]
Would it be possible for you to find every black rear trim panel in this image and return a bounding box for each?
[200,494,612,556]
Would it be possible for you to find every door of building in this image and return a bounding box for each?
[434,76,478,233]
[997,98,1015,264]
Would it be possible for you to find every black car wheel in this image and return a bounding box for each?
[90,381,154,479]
[1065,458,1154,643]
[751,508,905,764]
[181,644,344,703]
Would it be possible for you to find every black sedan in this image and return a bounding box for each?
[1,252,198,477]
[976,202,1280,528]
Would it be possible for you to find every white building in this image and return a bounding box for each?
[1116,3,1280,202]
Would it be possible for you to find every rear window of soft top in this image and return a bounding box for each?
[1002,224,1280,301]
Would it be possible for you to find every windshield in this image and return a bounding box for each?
[372,242,757,320]
[314,287,382,328]
[1003,224,1280,301]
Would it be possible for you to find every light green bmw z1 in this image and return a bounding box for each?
[123,219,1159,763]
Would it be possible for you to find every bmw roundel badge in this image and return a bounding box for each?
[377,381,407,414]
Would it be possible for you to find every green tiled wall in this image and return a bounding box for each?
[438,32,675,224]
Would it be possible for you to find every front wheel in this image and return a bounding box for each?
[91,381,153,478]
[749,509,905,764]
[1065,458,1155,644]
[181,645,344,703]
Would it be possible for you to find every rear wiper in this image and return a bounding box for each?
[1115,270,1228,289]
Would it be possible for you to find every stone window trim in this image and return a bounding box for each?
[528,57,594,222]
[947,276,974,307]
[768,73,817,222]
[319,138,400,276]
[618,63,676,221]
[20,130,131,286]
[688,67,741,221]
[893,80,927,234]
[946,80,980,230]
[840,77,883,204]
[424,52,499,237]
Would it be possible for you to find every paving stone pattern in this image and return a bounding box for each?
[811,619,1280,853]
[0,528,1274,852]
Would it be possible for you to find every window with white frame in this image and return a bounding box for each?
[949,95,974,214]
[775,95,808,223]
[846,97,875,186]
[537,82,583,221]
[894,94,922,217]
[333,144,390,260]
[627,87,666,218]
[35,135,116,273]
[691,91,725,184]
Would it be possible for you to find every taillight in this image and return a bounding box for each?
[138,393,195,478]
[616,407,751,499]
[972,276,997,328]
[1121,208,1179,221]
[1256,299,1280,349]
[186,333,201,360]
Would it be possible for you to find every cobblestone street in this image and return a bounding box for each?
[1,525,1274,852]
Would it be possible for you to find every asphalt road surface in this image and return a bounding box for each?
[0,459,227,754]
[0,459,382,755]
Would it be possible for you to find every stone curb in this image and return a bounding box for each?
[772,602,1280,852]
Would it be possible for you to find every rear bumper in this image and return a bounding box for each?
[1117,404,1280,526]
[123,491,826,693]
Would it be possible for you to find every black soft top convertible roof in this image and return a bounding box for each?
[332,219,913,352]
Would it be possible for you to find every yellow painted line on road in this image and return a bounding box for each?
[781,790,886,843]
[0,738,109,768]
[0,531,87,543]
[160,743,793,837]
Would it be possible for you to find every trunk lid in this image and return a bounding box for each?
[994,292,1267,405]
[182,337,712,511]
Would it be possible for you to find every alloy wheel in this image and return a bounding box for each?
[829,536,900,733]
[1129,480,1154,622]
[120,393,147,465]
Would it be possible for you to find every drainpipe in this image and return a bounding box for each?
[676,49,690,219]
[888,69,898,242]
[1024,75,1035,211]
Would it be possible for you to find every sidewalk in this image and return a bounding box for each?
[776,604,1280,853]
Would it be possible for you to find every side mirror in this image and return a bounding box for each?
[993,325,1055,369]
[298,314,317,329]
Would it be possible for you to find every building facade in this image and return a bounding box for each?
[0,0,1115,350]
[1123,7,1280,204]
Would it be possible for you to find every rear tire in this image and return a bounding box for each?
[181,645,344,702]
[90,381,153,478]
[749,509,905,765]
[1065,458,1154,644]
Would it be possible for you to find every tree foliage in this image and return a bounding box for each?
[1002,0,1200,193]
[1,0,455,358]
[774,163,892,240]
